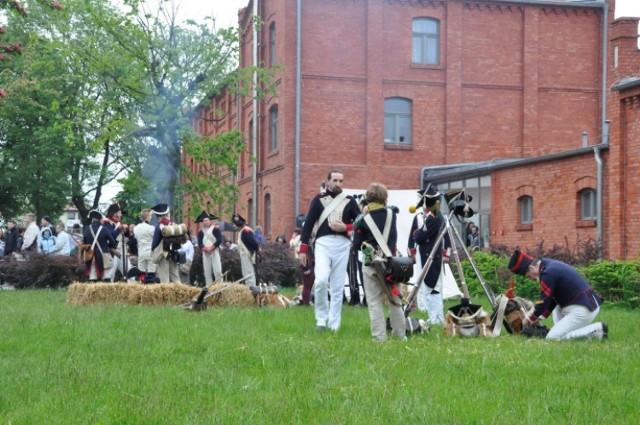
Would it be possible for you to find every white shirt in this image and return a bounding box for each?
[50,230,72,256]
[180,240,194,262]
[22,222,39,251]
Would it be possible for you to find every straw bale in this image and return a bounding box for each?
[207,283,254,307]
[67,281,255,308]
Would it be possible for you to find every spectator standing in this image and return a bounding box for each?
[50,222,73,256]
[179,233,195,284]
[254,225,267,245]
[39,227,57,254]
[21,213,39,252]
[4,219,19,257]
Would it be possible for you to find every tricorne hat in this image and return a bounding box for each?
[508,250,534,276]
[88,210,104,220]
[150,204,170,216]
[232,214,246,227]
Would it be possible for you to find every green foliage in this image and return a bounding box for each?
[580,260,640,309]
[461,250,640,308]
[181,130,245,219]
[0,291,638,423]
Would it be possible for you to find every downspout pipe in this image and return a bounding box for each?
[294,0,302,222]
[597,0,608,260]
[251,0,259,228]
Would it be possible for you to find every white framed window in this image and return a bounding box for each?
[384,97,412,145]
[519,196,533,224]
[412,18,439,65]
[580,189,597,220]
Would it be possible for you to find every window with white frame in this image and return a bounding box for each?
[580,189,596,220]
[519,196,533,224]
[384,97,412,145]
[412,18,439,65]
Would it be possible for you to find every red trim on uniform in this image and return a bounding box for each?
[299,243,308,254]
[409,248,416,257]
[345,223,353,232]
[540,280,551,297]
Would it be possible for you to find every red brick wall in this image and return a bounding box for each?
[187,0,640,257]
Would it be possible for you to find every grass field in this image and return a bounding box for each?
[1,289,638,424]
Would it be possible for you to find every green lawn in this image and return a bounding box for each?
[1,290,637,424]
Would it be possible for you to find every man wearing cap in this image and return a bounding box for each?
[150,204,183,284]
[84,210,117,282]
[299,168,361,332]
[508,249,608,340]
[408,185,451,325]
[196,211,223,285]
[134,209,157,282]
[232,214,259,287]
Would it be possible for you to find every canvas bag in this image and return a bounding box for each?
[363,212,414,284]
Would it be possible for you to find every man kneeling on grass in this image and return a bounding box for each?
[508,250,608,340]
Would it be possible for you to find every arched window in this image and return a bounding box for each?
[519,196,533,224]
[269,105,278,152]
[269,22,276,67]
[384,98,412,145]
[580,189,597,220]
[412,18,439,65]
[264,193,272,238]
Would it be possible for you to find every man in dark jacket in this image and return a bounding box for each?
[4,219,20,256]
[508,249,607,340]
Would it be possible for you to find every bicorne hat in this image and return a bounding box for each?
[508,250,534,276]
[195,211,219,223]
[232,214,246,227]
[150,204,170,216]
[416,185,441,209]
[88,210,104,220]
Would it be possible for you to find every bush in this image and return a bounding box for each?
[580,260,640,309]
[0,253,85,289]
[190,243,301,288]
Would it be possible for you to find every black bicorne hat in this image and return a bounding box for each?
[508,250,534,276]
[150,204,170,216]
[416,186,441,209]
[232,214,246,227]
[195,211,219,223]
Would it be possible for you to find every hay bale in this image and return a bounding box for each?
[67,281,255,308]
[207,283,254,307]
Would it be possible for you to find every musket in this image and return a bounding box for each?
[188,271,229,305]
[183,273,254,311]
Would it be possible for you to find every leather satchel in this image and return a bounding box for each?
[363,213,414,284]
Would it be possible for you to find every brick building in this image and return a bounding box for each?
[187,0,640,259]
